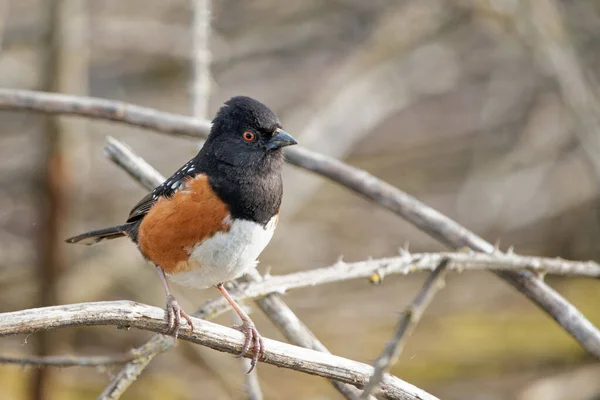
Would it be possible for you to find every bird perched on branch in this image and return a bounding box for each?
[66,96,298,372]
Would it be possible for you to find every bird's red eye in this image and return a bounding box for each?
[243,131,255,141]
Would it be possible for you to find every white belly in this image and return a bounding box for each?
[167,215,277,289]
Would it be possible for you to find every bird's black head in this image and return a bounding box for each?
[205,96,298,171]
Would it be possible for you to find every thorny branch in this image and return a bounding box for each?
[0,301,438,400]
[196,250,600,320]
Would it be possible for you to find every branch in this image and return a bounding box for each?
[105,137,163,188]
[195,251,600,320]
[360,260,449,399]
[0,353,134,368]
[98,335,174,400]
[0,89,211,138]
[1,88,598,357]
[0,302,437,400]
[190,0,211,119]
[104,137,366,399]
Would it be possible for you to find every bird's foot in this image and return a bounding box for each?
[232,318,264,373]
[164,294,194,338]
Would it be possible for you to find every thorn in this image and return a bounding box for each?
[507,246,514,254]
[399,244,411,257]
[458,246,471,253]
[536,271,547,281]
[494,238,502,252]
[263,266,272,278]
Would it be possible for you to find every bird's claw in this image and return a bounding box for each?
[164,295,194,338]
[233,320,264,373]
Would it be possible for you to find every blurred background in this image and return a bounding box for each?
[1,0,600,399]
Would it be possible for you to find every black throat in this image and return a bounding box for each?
[196,145,284,227]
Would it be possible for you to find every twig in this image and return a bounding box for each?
[0,89,211,138]
[0,301,437,400]
[0,353,134,368]
[0,88,598,357]
[195,251,600,320]
[191,0,211,119]
[105,137,163,187]
[360,260,450,399]
[104,137,366,399]
[98,335,174,400]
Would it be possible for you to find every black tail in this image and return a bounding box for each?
[65,224,130,245]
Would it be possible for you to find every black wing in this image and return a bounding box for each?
[126,159,202,223]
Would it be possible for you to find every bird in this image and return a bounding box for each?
[65,96,298,372]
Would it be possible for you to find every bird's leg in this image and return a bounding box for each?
[156,267,193,338]
[216,283,264,373]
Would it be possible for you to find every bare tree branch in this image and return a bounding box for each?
[0,89,211,138]
[104,137,366,400]
[0,353,134,368]
[0,301,438,400]
[98,335,174,400]
[0,88,598,357]
[360,260,449,399]
[105,136,164,188]
[190,0,211,119]
[199,251,600,319]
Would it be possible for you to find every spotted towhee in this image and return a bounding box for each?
[66,96,298,372]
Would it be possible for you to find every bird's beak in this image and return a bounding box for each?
[267,128,298,150]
